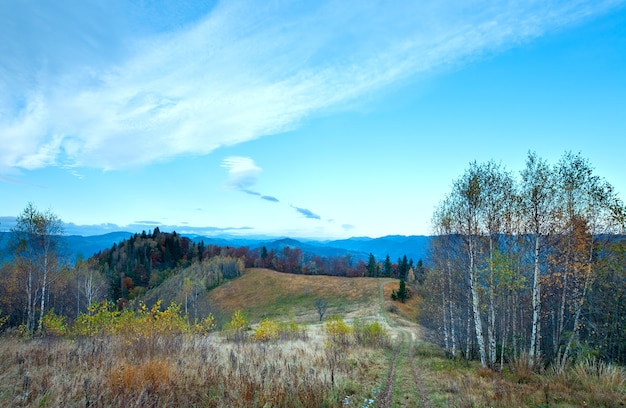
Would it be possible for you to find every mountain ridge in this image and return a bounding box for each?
[0,231,431,265]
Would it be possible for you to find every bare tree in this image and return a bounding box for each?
[74,258,107,315]
[315,298,328,322]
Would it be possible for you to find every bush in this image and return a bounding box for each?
[73,299,215,338]
[42,309,68,337]
[352,318,391,348]
[73,300,125,336]
[253,318,280,342]
[251,319,308,342]
[223,310,248,342]
[325,315,352,348]
[192,315,217,335]
[277,320,308,341]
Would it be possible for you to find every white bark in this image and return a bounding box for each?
[468,233,487,367]
[529,232,541,366]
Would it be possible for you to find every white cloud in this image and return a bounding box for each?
[221,156,262,190]
[0,0,623,172]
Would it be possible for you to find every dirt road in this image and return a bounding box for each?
[376,281,433,408]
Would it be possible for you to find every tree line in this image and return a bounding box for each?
[420,152,626,369]
[0,203,422,335]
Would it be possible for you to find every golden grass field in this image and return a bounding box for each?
[207,268,383,323]
[1,268,625,407]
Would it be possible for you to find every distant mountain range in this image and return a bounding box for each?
[185,234,431,263]
[0,231,432,265]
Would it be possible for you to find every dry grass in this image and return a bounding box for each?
[208,268,381,323]
[383,281,422,322]
[3,268,624,408]
[0,325,382,407]
[407,341,626,408]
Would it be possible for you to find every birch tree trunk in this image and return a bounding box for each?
[529,232,541,365]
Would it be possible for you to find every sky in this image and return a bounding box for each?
[1,0,625,239]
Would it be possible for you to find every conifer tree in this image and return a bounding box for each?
[366,253,379,277]
[382,255,392,277]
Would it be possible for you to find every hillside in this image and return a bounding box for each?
[205,268,385,324]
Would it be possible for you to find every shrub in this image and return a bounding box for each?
[141,301,188,335]
[352,318,391,348]
[253,318,280,342]
[251,319,308,342]
[42,309,68,337]
[277,320,308,341]
[192,314,217,335]
[223,310,248,342]
[325,315,352,348]
[73,299,215,339]
[391,280,410,303]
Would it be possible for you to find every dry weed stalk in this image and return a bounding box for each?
[0,324,372,407]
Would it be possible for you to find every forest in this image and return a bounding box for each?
[0,208,417,334]
[419,151,626,369]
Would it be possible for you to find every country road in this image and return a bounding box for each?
[376,280,433,408]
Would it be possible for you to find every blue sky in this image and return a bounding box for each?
[1,0,625,239]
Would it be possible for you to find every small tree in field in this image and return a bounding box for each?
[391,280,410,303]
[315,298,328,321]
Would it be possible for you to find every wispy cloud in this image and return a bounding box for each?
[221,157,322,220]
[261,195,280,203]
[221,156,282,203]
[1,0,622,173]
[292,206,321,220]
[221,156,262,192]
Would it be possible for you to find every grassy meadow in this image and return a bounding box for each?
[0,268,625,407]
[207,268,382,323]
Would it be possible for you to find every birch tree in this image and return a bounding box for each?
[74,259,108,315]
[11,203,64,335]
[450,163,488,367]
[431,202,460,358]
[427,151,626,369]
[552,152,625,371]
[520,152,555,367]
[478,161,516,367]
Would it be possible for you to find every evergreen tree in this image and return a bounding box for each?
[382,255,392,277]
[391,280,410,303]
[397,255,409,280]
[366,253,379,277]
[261,246,268,267]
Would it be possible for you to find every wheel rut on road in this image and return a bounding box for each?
[377,343,401,408]
[408,339,433,408]
[376,280,433,408]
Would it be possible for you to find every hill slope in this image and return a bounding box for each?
[206,268,383,323]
